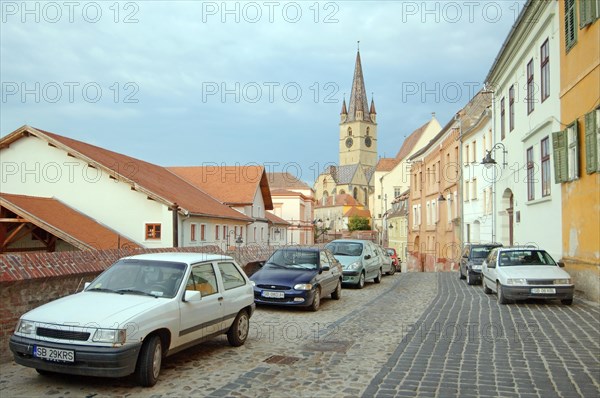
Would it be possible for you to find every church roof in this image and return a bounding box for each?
[346,50,372,122]
[267,172,312,190]
[329,164,360,185]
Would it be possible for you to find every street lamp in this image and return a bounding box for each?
[438,188,452,202]
[482,143,508,168]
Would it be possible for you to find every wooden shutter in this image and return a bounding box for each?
[552,130,568,183]
[580,0,599,27]
[585,111,598,174]
[565,0,577,50]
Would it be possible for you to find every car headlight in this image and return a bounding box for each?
[348,261,361,270]
[92,328,126,344]
[554,278,571,285]
[471,264,482,270]
[506,278,527,286]
[16,320,35,335]
[294,284,313,291]
[251,281,256,287]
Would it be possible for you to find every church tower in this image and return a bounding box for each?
[339,49,377,170]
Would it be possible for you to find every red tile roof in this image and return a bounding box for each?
[1,126,252,222]
[267,173,312,190]
[168,166,273,210]
[344,207,371,218]
[375,119,434,172]
[316,194,360,208]
[265,212,290,226]
[0,193,139,250]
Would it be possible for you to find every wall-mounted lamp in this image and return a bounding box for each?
[482,143,508,168]
[438,189,452,202]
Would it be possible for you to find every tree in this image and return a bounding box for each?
[348,216,370,231]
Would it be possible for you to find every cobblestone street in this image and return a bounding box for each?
[1,273,598,398]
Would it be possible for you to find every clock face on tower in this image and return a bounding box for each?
[345,137,354,148]
[365,136,372,147]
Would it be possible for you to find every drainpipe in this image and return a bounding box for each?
[172,203,179,248]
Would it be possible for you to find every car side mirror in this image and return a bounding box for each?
[557,261,565,268]
[183,290,201,302]
[364,254,371,260]
[320,264,330,272]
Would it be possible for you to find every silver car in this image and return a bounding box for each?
[325,239,384,288]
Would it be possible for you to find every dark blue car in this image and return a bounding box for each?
[250,247,343,311]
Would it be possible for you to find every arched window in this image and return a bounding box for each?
[366,127,370,136]
[353,187,358,199]
[348,127,353,136]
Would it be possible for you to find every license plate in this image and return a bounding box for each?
[33,345,74,363]
[531,288,556,294]
[262,291,284,298]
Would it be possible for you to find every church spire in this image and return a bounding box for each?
[347,48,371,122]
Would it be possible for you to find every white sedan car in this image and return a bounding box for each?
[10,253,255,386]
[482,247,574,305]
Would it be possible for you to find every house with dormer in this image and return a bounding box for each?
[0,126,253,252]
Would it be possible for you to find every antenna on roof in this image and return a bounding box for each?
[357,40,360,51]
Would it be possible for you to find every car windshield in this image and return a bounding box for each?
[498,250,557,267]
[325,242,363,256]
[86,259,186,298]
[472,246,498,259]
[266,250,319,270]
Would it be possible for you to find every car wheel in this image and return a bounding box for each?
[561,298,573,306]
[356,272,365,289]
[483,280,492,294]
[227,310,249,347]
[374,269,382,284]
[459,266,466,280]
[388,263,396,276]
[467,272,475,286]
[135,335,162,387]
[331,280,342,300]
[497,282,509,305]
[309,288,321,311]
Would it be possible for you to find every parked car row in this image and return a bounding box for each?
[250,239,397,311]
[460,243,575,306]
[9,241,399,387]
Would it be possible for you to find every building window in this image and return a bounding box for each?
[417,204,422,226]
[223,225,227,240]
[527,147,535,201]
[540,39,550,102]
[426,202,431,225]
[584,108,600,174]
[145,224,161,240]
[472,140,476,163]
[565,0,578,50]
[465,145,470,166]
[201,224,206,241]
[527,59,535,114]
[541,137,551,197]
[500,97,506,139]
[553,120,582,181]
[446,194,452,222]
[568,123,579,180]
[472,178,477,200]
[191,224,197,241]
[432,200,438,223]
[465,180,470,202]
[394,186,402,198]
[215,225,220,240]
[509,85,515,132]
[412,205,418,228]
[580,0,599,27]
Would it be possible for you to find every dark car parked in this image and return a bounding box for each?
[459,243,502,285]
[250,247,343,311]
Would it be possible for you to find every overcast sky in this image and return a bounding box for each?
[1,1,525,185]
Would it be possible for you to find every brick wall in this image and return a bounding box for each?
[0,245,278,363]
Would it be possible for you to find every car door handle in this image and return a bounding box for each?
[218,297,224,301]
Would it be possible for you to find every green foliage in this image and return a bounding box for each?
[348,216,370,231]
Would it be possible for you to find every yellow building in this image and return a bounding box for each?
[558,0,600,301]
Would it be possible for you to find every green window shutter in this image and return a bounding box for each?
[572,121,580,179]
[585,111,598,174]
[552,130,568,183]
[566,0,578,50]
[581,0,599,26]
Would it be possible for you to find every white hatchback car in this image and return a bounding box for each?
[10,253,255,386]
[481,247,574,305]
